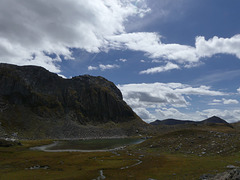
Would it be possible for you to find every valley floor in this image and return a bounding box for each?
[1,127,240,179]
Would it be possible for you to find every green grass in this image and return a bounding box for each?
[1,131,240,179]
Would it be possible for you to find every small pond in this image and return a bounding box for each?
[31,138,145,152]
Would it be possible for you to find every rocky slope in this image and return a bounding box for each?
[0,63,146,139]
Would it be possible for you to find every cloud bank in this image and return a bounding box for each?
[118,82,225,109]
[117,82,240,122]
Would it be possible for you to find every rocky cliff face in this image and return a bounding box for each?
[0,63,146,139]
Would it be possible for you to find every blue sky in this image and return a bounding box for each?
[0,0,240,122]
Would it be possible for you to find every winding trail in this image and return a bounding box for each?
[120,159,143,170]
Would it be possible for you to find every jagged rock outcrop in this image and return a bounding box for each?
[0,63,146,139]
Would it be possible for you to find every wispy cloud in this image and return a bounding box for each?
[99,64,119,71]
[88,66,98,71]
[88,64,119,71]
[139,62,180,74]
[209,98,239,105]
[118,58,127,62]
[193,70,240,85]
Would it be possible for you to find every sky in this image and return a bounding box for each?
[0,0,240,123]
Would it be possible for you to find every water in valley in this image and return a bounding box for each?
[31,138,144,152]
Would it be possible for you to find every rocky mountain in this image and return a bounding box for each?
[150,116,229,126]
[0,63,147,139]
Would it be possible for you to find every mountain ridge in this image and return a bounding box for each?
[150,116,229,126]
[0,63,147,139]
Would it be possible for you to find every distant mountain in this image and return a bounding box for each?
[150,119,195,126]
[150,116,229,126]
[201,116,228,124]
[0,63,147,139]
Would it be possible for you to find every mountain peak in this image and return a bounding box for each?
[202,116,228,124]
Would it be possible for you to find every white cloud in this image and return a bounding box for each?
[99,64,119,71]
[209,99,222,106]
[209,98,239,105]
[88,64,119,71]
[133,108,155,122]
[195,35,240,59]
[118,82,239,123]
[2,0,240,73]
[119,58,127,62]
[222,98,239,105]
[184,61,204,68]
[88,66,98,71]
[213,99,222,103]
[107,32,240,68]
[152,59,162,63]
[0,0,149,72]
[118,82,225,110]
[140,62,180,74]
[197,109,240,123]
[174,85,225,96]
[140,60,146,63]
[107,32,198,63]
[57,74,67,79]
[154,108,193,121]
[238,87,240,93]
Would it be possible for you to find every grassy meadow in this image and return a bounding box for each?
[1,128,240,180]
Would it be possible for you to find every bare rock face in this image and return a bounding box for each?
[0,63,146,139]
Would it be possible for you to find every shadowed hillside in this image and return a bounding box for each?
[0,63,147,139]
